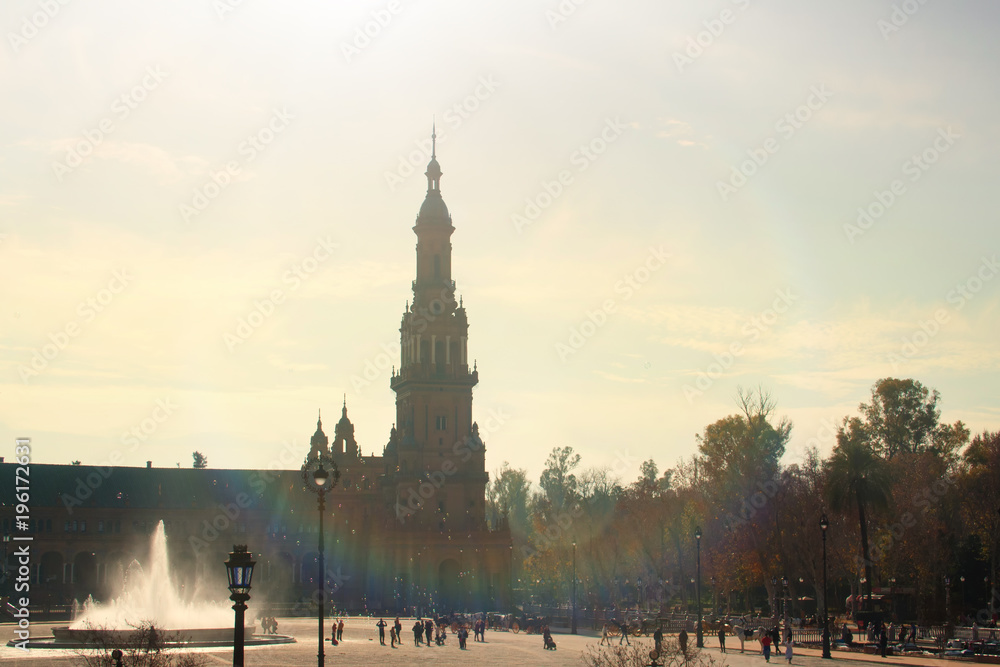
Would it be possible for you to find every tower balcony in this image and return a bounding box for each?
[390,363,478,390]
[412,278,456,292]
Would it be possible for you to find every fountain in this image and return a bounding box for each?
[13,521,294,649]
[69,521,233,633]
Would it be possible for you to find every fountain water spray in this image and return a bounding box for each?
[71,520,232,631]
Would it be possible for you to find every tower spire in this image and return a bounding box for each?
[424,126,442,193]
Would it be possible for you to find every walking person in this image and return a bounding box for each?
[879,626,888,658]
[377,618,387,645]
[337,618,344,642]
[600,622,610,646]
[761,631,772,662]
[679,627,689,657]
[390,624,397,648]
[784,635,793,664]
[619,619,631,646]
[394,617,402,644]
[719,625,727,653]
[654,626,664,656]
[424,618,433,647]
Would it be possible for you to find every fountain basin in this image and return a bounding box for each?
[10,626,296,650]
[52,625,253,644]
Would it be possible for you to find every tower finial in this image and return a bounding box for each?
[431,121,436,159]
[317,408,322,427]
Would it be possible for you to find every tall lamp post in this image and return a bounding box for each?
[224,545,255,667]
[571,541,578,634]
[711,576,716,616]
[302,451,340,667]
[820,513,831,660]
[944,576,951,623]
[782,576,789,636]
[695,526,703,649]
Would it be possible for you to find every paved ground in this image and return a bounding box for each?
[0,617,972,667]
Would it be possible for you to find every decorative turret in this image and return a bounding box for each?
[383,424,399,456]
[308,410,329,459]
[333,396,360,458]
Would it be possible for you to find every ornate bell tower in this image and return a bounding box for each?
[388,128,486,530]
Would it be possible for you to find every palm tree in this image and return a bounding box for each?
[825,417,892,614]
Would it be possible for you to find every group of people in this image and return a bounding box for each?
[332,616,493,650]
[598,619,636,646]
[375,616,488,649]
[862,620,915,657]
[258,615,278,634]
[756,626,793,663]
[329,618,345,645]
[375,617,405,647]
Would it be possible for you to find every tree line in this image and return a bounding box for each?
[486,378,1000,625]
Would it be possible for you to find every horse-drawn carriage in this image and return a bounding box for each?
[511,614,550,634]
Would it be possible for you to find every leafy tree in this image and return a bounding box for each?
[860,378,941,459]
[960,430,1000,617]
[71,460,81,465]
[639,459,658,484]
[538,446,581,512]
[487,461,531,536]
[698,386,790,506]
[825,416,892,611]
[192,451,208,469]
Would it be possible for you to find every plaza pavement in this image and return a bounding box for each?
[0,617,971,667]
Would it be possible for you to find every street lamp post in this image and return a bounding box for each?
[711,576,716,616]
[571,542,578,634]
[224,545,256,667]
[820,514,831,659]
[302,451,340,667]
[889,577,897,620]
[508,544,514,611]
[782,576,789,636]
[944,576,951,623]
[695,526,703,649]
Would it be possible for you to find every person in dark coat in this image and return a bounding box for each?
[679,627,689,655]
[879,627,888,658]
[413,620,424,646]
[424,618,433,646]
[377,618,386,645]
[719,625,727,653]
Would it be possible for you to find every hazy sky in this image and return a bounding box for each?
[2,0,998,484]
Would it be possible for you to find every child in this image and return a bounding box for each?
[785,636,793,663]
